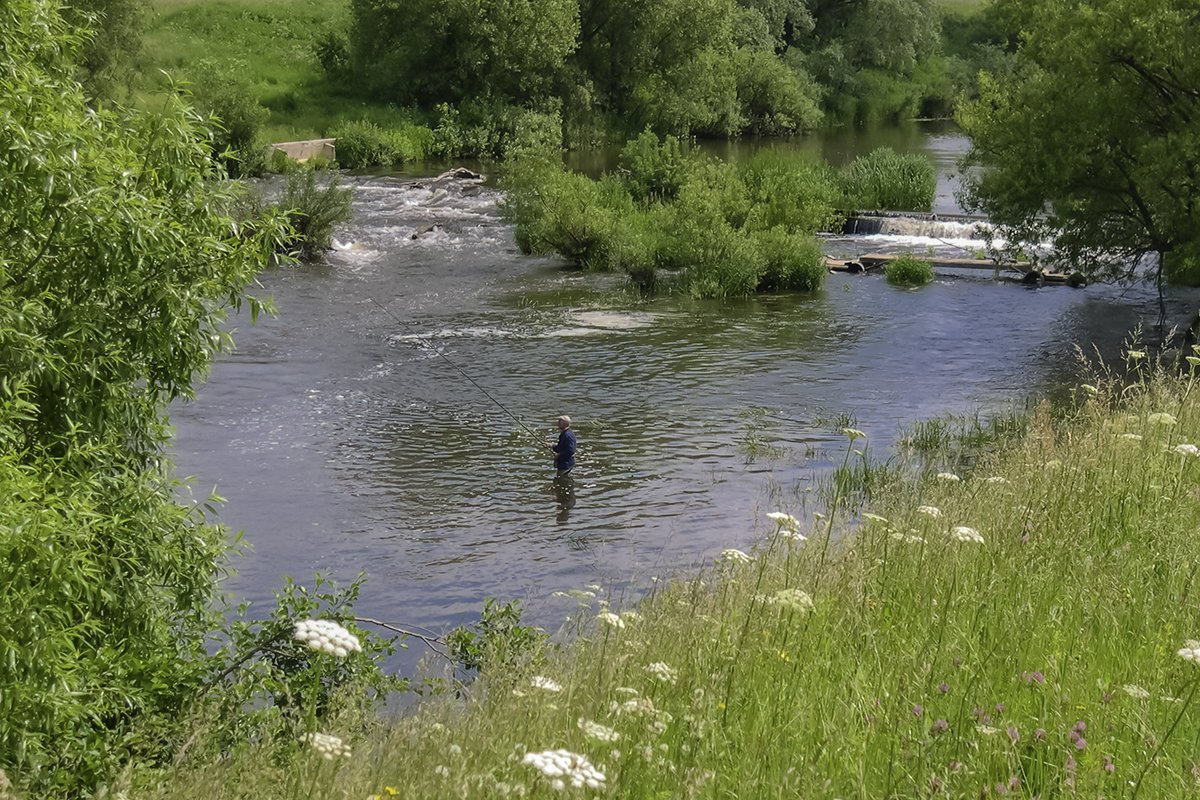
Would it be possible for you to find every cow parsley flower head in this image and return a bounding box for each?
[1177,639,1200,666]
[1122,684,1150,699]
[303,732,351,760]
[597,612,625,629]
[950,526,984,544]
[917,505,942,518]
[766,511,800,529]
[293,619,362,658]
[1148,412,1177,426]
[721,548,752,564]
[936,472,961,482]
[862,513,889,525]
[1120,433,1143,441]
[770,588,814,613]
[578,718,620,742]
[1173,443,1200,457]
[521,749,606,790]
[646,662,678,684]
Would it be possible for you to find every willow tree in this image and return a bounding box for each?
[958,0,1200,284]
[0,1,289,793]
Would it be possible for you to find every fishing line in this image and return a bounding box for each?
[366,296,549,449]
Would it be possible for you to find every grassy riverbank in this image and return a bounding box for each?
[135,350,1200,799]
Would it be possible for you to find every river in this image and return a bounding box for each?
[170,122,1198,661]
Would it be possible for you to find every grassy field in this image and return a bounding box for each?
[134,347,1200,799]
[141,0,374,141]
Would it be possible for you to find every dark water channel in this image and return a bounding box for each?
[171,122,1198,661]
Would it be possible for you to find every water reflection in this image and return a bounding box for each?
[553,475,577,524]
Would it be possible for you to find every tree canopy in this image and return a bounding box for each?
[0,1,289,791]
[339,0,944,137]
[957,0,1200,283]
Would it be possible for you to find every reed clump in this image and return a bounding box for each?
[146,353,1200,799]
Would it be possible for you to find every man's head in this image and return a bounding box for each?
[557,415,571,431]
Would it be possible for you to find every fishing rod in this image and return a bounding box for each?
[366,296,551,451]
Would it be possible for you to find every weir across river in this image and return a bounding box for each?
[826,253,1085,286]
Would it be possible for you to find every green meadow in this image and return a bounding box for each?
[139,351,1200,799]
[141,0,365,141]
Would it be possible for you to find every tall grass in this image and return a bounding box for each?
[143,353,1200,799]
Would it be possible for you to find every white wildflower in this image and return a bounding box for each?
[303,732,351,760]
[950,526,984,544]
[521,749,606,790]
[646,662,678,684]
[1149,412,1177,426]
[292,619,362,658]
[720,549,752,564]
[936,472,961,482]
[531,676,563,692]
[769,588,814,613]
[618,697,657,717]
[434,765,449,777]
[614,686,639,696]
[585,584,602,592]
[890,531,925,544]
[977,725,1000,736]
[578,718,620,742]
[986,476,1009,484]
[917,505,942,518]
[620,610,640,623]
[1174,443,1200,457]
[1120,433,1143,441]
[1122,684,1150,699]
[766,511,800,529]
[597,612,625,629]
[1177,639,1200,666]
[862,513,889,524]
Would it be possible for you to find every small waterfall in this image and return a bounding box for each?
[843,212,990,240]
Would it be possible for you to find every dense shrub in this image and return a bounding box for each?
[884,253,935,285]
[278,171,354,259]
[330,118,434,168]
[187,59,271,177]
[841,146,936,211]
[0,3,292,793]
[733,48,823,136]
[739,149,846,234]
[754,228,827,291]
[501,157,630,266]
[502,133,842,297]
[619,131,691,204]
[431,102,564,160]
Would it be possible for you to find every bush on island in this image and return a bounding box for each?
[885,253,935,286]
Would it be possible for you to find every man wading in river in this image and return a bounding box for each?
[545,415,576,478]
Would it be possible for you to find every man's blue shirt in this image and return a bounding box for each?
[555,429,576,471]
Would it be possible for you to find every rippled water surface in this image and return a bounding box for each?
[171,128,1199,653]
